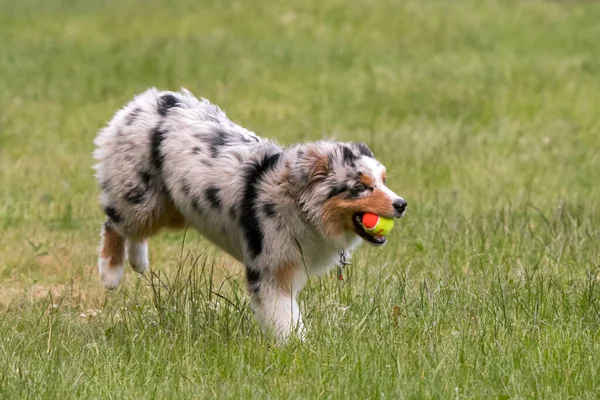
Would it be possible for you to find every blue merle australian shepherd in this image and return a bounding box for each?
[93,88,407,341]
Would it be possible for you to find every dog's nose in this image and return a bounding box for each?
[393,199,407,216]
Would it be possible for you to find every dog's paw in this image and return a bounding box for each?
[99,257,124,290]
[129,257,149,274]
[127,241,149,274]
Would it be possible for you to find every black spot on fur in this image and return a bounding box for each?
[209,130,228,158]
[355,142,375,158]
[191,198,203,215]
[104,206,122,223]
[326,184,348,199]
[124,186,145,204]
[201,159,213,167]
[240,151,282,259]
[263,202,277,217]
[245,265,261,294]
[192,146,201,154]
[341,145,358,166]
[126,107,142,126]
[205,186,222,210]
[157,94,180,117]
[229,206,237,219]
[150,125,167,171]
[140,171,152,187]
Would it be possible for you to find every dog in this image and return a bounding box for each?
[93,88,407,341]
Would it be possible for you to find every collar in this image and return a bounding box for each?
[337,250,351,283]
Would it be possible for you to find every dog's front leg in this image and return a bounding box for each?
[250,284,304,343]
[246,265,305,342]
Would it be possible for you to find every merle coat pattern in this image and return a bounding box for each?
[94,88,407,341]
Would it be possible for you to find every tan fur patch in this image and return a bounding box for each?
[101,224,125,267]
[360,174,374,187]
[133,199,186,239]
[321,188,395,236]
[381,169,386,183]
[274,262,296,294]
[160,201,186,229]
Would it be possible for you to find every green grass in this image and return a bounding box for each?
[1,0,600,398]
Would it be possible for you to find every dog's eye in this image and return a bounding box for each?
[354,183,368,192]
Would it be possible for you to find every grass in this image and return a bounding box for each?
[1,0,600,397]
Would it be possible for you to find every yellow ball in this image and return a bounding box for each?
[361,213,395,237]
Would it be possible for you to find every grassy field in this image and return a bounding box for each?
[1,0,600,398]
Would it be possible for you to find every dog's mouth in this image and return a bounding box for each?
[352,213,387,246]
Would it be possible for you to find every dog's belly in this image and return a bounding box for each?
[189,217,245,263]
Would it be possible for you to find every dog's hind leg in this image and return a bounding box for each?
[127,238,149,274]
[98,220,126,290]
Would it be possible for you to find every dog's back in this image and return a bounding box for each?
[93,88,282,285]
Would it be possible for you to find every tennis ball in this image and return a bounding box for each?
[361,213,395,237]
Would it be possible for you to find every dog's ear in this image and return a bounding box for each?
[353,142,374,158]
[295,145,330,185]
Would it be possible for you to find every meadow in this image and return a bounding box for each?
[1,0,600,398]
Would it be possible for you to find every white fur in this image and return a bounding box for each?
[127,239,149,273]
[251,286,305,342]
[98,257,124,290]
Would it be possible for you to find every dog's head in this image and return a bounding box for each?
[292,141,406,246]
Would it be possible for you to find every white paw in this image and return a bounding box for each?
[129,255,149,274]
[99,257,124,290]
[127,241,149,274]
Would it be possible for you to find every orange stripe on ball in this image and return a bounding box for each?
[361,213,379,229]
